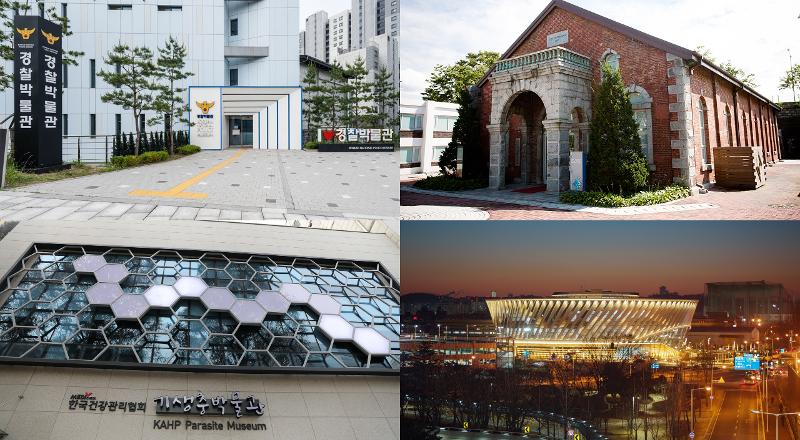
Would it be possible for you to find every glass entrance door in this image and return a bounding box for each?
[228,117,253,147]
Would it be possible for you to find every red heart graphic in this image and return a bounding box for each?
[322,130,335,141]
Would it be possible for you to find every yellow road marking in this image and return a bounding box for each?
[129,150,246,199]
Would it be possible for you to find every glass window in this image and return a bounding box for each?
[230,18,239,36]
[108,4,133,11]
[115,114,122,135]
[90,59,96,88]
[434,116,457,131]
[698,100,709,164]
[400,114,422,130]
[229,68,239,86]
[62,64,68,88]
[399,147,420,164]
[432,146,447,163]
[63,114,68,136]
[90,114,96,137]
[157,5,182,11]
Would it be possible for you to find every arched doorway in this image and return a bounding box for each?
[503,91,547,186]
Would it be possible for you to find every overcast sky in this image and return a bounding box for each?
[400,0,800,103]
[299,0,351,27]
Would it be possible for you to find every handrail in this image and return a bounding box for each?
[495,46,592,73]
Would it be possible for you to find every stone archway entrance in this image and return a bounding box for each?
[504,92,547,186]
[486,46,593,192]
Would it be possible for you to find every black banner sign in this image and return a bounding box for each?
[13,14,63,171]
[318,143,395,152]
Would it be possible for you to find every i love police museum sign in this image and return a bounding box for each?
[13,14,63,171]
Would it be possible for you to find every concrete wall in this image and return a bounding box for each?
[0,365,399,440]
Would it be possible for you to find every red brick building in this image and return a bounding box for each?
[476,0,781,192]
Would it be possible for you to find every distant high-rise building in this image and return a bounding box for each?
[303,10,329,62]
[329,10,352,59]
[705,281,793,324]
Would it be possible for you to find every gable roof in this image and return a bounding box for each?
[477,0,778,109]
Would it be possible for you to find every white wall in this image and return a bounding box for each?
[399,100,459,175]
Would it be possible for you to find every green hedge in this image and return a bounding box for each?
[110,151,169,169]
[559,186,691,207]
[303,141,319,150]
[176,145,201,155]
[413,175,489,192]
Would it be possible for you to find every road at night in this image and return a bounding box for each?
[438,431,546,439]
[707,388,760,440]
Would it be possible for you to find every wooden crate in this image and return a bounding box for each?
[713,147,766,189]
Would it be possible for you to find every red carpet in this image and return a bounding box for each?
[512,185,547,194]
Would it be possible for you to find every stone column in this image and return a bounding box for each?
[577,122,591,153]
[487,123,508,189]
[542,119,572,192]
[666,53,696,188]
[518,125,530,185]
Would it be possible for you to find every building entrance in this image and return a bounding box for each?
[228,116,253,147]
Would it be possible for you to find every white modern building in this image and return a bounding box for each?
[399,100,459,175]
[302,10,328,63]
[0,0,302,158]
[329,10,352,60]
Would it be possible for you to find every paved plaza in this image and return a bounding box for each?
[401,160,800,220]
[1,149,398,222]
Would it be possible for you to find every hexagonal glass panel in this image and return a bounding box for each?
[86,283,124,305]
[173,277,208,297]
[0,327,40,357]
[78,306,115,329]
[173,349,210,365]
[330,342,368,368]
[171,320,209,349]
[201,269,231,288]
[251,273,278,290]
[235,325,273,350]
[268,337,308,367]
[228,280,259,300]
[97,346,139,363]
[63,273,97,292]
[287,305,319,325]
[65,330,107,360]
[104,319,144,345]
[262,315,298,337]
[279,283,311,303]
[125,257,155,274]
[119,275,152,295]
[94,264,129,284]
[305,353,344,368]
[24,343,67,360]
[42,262,74,281]
[177,260,205,277]
[255,291,291,314]
[317,315,354,341]
[30,282,66,301]
[203,335,243,366]
[240,351,278,367]
[1,290,29,312]
[172,299,206,319]
[230,300,267,325]
[73,254,107,273]
[307,294,342,315]
[352,327,391,356]
[0,314,14,334]
[40,315,79,342]
[102,249,134,264]
[111,295,150,319]
[226,262,254,280]
[296,325,332,352]
[200,253,229,270]
[141,309,178,332]
[144,285,180,309]
[200,287,236,310]
[136,333,176,364]
[13,302,54,326]
[202,311,238,334]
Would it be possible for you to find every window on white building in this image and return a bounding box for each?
[400,147,420,164]
[432,146,447,163]
[108,4,133,11]
[400,114,422,130]
[230,18,239,36]
[434,116,457,131]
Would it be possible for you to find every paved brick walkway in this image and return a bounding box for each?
[401,160,800,220]
[6,149,398,219]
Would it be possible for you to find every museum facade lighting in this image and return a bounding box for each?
[486,290,698,362]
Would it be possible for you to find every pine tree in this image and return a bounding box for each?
[149,132,156,151]
[320,62,347,142]
[439,90,481,177]
[0,2,83,90]
[151,36,194,155]
[301,64,329,144]
[128,133,135,154]
[341,57,373,129]
[587,63,649,194]
[97,44,159,155]
[371,66,400,129]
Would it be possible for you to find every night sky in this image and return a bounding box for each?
[401,221,800,297]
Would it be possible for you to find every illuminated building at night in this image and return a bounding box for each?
[486,290,698,362]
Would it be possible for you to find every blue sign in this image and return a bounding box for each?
[651,363,660,369]
[780,348,785,353]
[734,355,760,371]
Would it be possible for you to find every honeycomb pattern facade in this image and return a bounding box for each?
[0,245,400,370]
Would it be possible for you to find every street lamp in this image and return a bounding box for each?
[690,386,711,436]
[751,410,800,440]
[437,324,441,341]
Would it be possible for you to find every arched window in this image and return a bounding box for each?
[697,98,710,165]
[724,106,733,146]
[628,85,653,165]
[600,49,620,79]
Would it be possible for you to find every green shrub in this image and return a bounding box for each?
[139,151,168,164]
[110,155,141,168]
[110,151,169,168]
[304,141,319,150]
[176,145,201,155]
[560,186,691,207]
[413,175,488,191]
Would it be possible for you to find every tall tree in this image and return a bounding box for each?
[438,89,481,177]
[97,44,159,155]
[320,62,347,140]
[301,64,330,143]
[696,45,757,87]
[151,36,193,155]
[779,64,800,102]
[422,51,500,103]
[587,62,649,194]
[340,57,372,128]
[0,1,83,90]
[371,65,400,128]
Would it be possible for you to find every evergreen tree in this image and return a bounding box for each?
[320,62,347,141]
[340,57,373,128]
[371,66,400,129]
[148,132,156,151]
[151,36,193,155]
[301,64,329,144]
[97,44,159,155]
[0,1,83,90]
[587,63,649,194]
[128,133,135,154]
[439,89,481,177]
